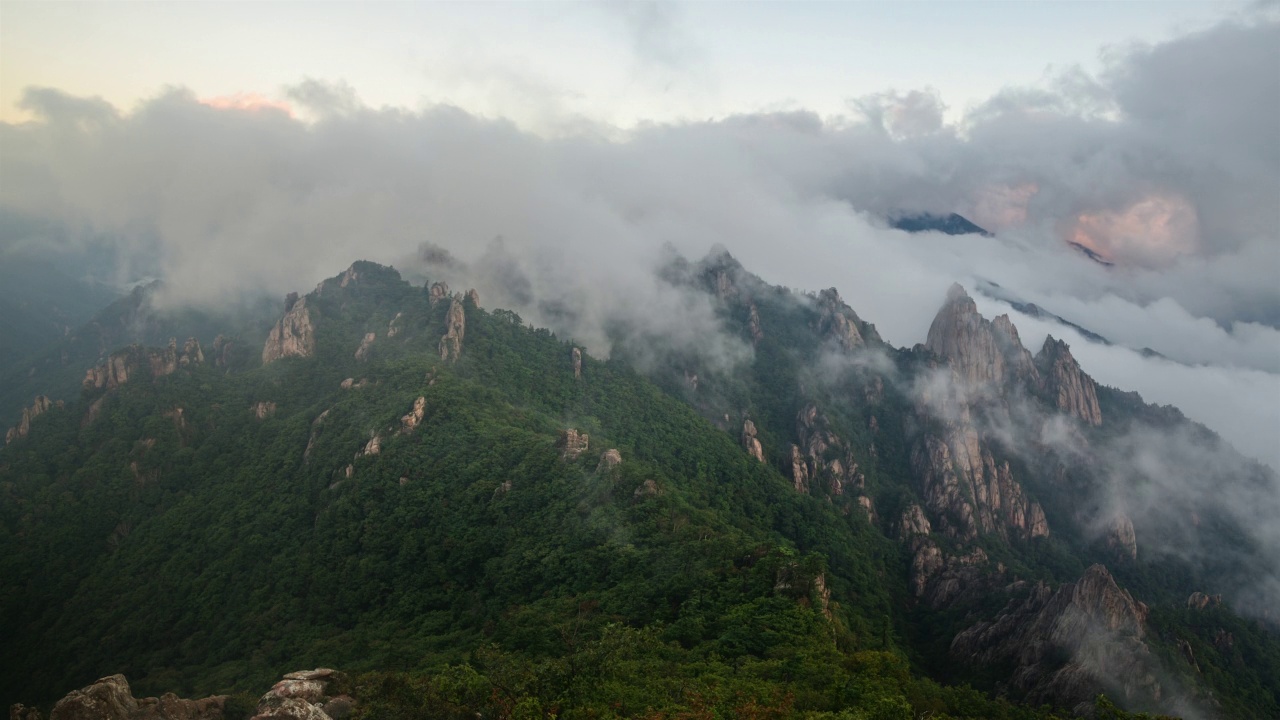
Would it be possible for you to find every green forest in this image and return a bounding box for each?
[2,259,1276,719]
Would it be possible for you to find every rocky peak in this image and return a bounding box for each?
[263,296,316,365]
[438,295,466,363]
[815,288,865,351]
[925,283,1029,388]
[465,288,480,307]
[428,281,450,305]
[1036,336,1103,426]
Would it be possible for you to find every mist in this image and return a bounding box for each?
[0,16,1276,474]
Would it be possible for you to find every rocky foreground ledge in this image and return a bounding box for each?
[10,668,353,720]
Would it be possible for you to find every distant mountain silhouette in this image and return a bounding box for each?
[891,212,992,236]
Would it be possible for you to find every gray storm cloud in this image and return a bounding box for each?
[0,17,1276,469]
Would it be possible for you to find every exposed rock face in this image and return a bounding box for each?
[438,296,465,363]
[911,431,1049,541]
[1036,336,1103,426]
[263,296,316,365]
[252,668,348,720]
[815,288,865,351]
[747,301,764,345]
[358,435,381,458]
[354,332,376,362]
[85,340,204,391]
[913,543,992,609]
[465,288,480,307]
[386,312,403,338]
[252,401,277,420]
[572,347,582,379]
[558,429,589,460]
[951,565,1163,714]
[925,284,1035,388]
[788,444,810,493]
[45,674,225,720]
[898,504,933,538]
[741,419,765,462]
[5,395,55,444]
[1106,514,1138,561]
[926,284,1006,386]
[597,449,622,472]
[400,396,426,434]
[791,404,865,498]
[428,281,450,305]
[181,338,204,367]
[211,335,235,368]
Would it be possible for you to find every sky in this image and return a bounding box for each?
[0,1,1251,130]
[0,0,1278,472]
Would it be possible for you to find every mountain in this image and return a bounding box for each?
[890,213,992,237]
[3,254,1277,720]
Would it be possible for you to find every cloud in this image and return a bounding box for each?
[0,16,1275,474]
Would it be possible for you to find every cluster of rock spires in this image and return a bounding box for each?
[84,338,204,390]
[925,284,1101,426]
[10,668,354,720]
[5,395,61,444]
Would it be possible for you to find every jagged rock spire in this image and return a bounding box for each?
[1036,335,1102,425]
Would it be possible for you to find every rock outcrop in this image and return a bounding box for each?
[83,339,203,391]
[428,282,450,305]
[5,395,57,444]
[252,401,277,420]
[597,449,622,472]
[747,301,764,345]
[1036,336,1103,426]
[386,312,403,338]
[558,429,589,460]
[42,674,225,720]
[951,565,1165,714]
[354,332,376,362]
[438,295,465,363]
[790,404,865,499]
[571,347,582,379]
[400,396,426,434]
[211,335,235,368]
[252,668,351,720]
[263,295,316,365]
[741,419,765,462]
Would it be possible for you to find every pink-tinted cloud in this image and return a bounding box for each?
[199,92,293,116]
[1070,194,1199,267]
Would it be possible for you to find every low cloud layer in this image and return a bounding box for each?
[0,16,1276,470]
